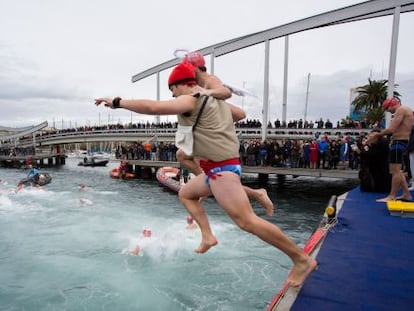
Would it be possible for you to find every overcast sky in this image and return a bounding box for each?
[1,0,413,129]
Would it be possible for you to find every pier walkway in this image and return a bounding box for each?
[271,187,414,310]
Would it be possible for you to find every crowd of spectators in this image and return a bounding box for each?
[15,115,379,141]
[114,132,368,171]
[237,116,376,129]
[237,135,365,170]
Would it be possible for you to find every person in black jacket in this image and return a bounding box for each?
[360,129,391,193]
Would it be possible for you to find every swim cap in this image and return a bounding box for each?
[168,62,196,88]
[142,228,152,237]
[382,97,399,110]
[39,174,45,179]
[187,215,194,224]
[183,51,205,68]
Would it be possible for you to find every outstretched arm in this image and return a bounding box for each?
[95,95,197,116]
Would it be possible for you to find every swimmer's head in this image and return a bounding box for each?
[187,215,194,224]
[142,228,152,237]
[39,174,45,180]
[183,51,205,68]
[382,97,400,111]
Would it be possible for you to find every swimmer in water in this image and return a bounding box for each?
[186,215,198,230]
[78,184,89,191]
[131,228,152,256]
[79,197,93,205]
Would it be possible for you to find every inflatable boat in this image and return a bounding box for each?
[109,168,135,179]
[156,167,182,192]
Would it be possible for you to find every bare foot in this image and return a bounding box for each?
[256,188,275,216]
[376,196,396,203]
[287,256,317,287]
[195,238,218,254]
[396,195,413,201]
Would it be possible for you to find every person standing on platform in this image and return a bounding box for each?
[359,128,391,193]
[366,97,414,202]
[94,62,316,287]
[309,139,319,169]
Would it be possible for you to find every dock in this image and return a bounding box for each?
[0,153,66,168]
[269,187,414,311]
[126,160,359,181]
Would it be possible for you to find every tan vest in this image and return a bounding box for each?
[177,96,239,161]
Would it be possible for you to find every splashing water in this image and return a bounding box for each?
[0,158,358,310]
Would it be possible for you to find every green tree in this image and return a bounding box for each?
[351,79,400,124]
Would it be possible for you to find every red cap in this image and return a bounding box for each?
[183,51,205,67]
[187,215,194,224]
[382,97,399,110]
[168,62,197,88]
[142,228,152,237]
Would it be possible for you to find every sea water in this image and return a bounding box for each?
[0,159,358,311]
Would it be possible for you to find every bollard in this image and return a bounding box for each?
[325,195,338,221]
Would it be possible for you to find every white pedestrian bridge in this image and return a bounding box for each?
[5,126,373,147]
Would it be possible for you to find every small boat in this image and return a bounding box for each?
[78,157,109,167]
[156,167,194,192]
[109,168,135,179]
[17,172,52,187]
[156,167,182,192]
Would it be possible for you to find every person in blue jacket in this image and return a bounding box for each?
[27,165,40,181]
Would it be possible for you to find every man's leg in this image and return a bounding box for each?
[209,172,317,287]
[242,186,274,216]
[396,163,412,200]
[178,174,217,253]
[177,149,275,214]
[377,163,412,201]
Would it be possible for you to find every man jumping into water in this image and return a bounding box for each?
[95,62,316,287]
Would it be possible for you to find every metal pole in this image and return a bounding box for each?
[386,6,400,127]
[304,73,311,121]
[155,72,160,125]
[282,36,289,124]
[241,81,246,110]
[210,50,215,75]
[262,40,270,142]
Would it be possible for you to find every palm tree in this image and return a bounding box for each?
[351,79,400,124]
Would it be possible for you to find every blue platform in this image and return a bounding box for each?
[291,188,414,311]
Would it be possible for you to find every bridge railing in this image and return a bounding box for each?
[0,121,49,141]
[12,127,372,147]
